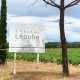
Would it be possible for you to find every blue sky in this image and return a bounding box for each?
[1,0,80,42]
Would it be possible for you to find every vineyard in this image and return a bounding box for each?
[7,48,80,65]
[0,48,80,80]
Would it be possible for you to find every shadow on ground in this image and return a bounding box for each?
[6,71,80,80]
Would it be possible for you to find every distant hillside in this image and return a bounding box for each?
[45,42,80,48]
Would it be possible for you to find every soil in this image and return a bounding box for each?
[0,60,80,80]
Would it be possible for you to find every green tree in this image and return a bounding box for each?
[0,0,7,64]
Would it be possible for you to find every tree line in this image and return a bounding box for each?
[45,42,80,48]
[6,42,80,48]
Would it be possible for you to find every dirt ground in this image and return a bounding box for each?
[0,60,80,80]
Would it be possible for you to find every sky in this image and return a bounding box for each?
[1,0,80,42]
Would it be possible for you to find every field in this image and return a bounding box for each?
[1,61,80,80]
[0,48,80,80]
[7,48,80,65]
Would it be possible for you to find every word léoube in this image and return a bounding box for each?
[15,30,39,40]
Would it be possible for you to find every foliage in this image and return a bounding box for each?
[7,48,80,65]
[0,0,7,64]
[45,42,80,48]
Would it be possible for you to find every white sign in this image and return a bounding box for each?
[9,23,45,53]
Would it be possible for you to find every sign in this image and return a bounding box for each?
[9,23,45,53]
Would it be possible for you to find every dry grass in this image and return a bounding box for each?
[0,60,80,80]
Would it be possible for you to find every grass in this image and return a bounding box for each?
[7,48,80,65]
[1,60,80,80]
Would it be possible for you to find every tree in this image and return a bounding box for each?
[41,0,80,76]
[0,0,7,64]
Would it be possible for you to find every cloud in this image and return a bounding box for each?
[45,26,60,42]
[7,14,80,42]
[64,16,80,34]
[0,0,79,42]
[0,0,1,10]
[7,0,59,16]
[44,16,80,42]
[7,0,80,19]
[66,31,80,42]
